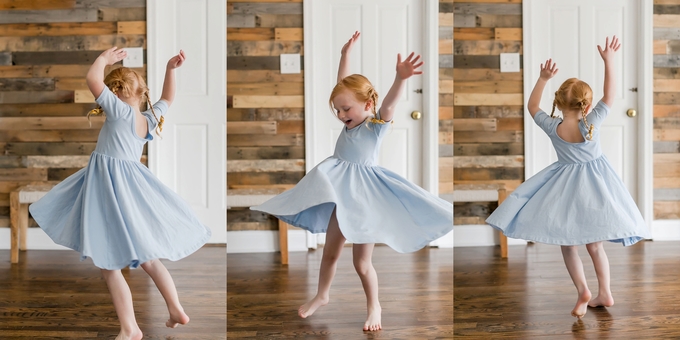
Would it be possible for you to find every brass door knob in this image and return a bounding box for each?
[627,109,637,117]
[411,111,422,120]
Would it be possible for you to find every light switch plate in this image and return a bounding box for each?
[280,53,301,74]
[500,53,520,73]
[123,47,144,68]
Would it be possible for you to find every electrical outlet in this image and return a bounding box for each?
[123,47,144,68]
[280,53,301,74]
[500,53,520,73]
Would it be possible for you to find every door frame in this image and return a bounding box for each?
[522,0,654,230]
[302,0,440,248]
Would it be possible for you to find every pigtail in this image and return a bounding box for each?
[145,90,164,138]
[550,97,557,118]
[580,101,594,140]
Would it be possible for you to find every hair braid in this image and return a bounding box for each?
[551,96,557,118]
[581,101,594,140]
[145,91,164,137]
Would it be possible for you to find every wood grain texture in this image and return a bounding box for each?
[97,7,145,21]
[0,103,95,117]
[0,34,145,52]
[0,22,117,36]
[0,9,98,24]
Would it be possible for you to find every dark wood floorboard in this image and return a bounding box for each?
[455,241,680,339]
[227,246,453,339]
[0,246,226,339]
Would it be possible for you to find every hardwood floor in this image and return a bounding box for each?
[227,246,453,339]
[455,241,680,339]
[0,246,226,339]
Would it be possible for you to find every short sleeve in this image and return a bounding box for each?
[370,110,391,138]
[533,110,559,135]
[142,100,169,139]
[585,100,610,127]
[95,86,133,120]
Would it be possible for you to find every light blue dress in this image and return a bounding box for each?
[251,115,454,253]
[486,101,651,246]
[29,87,212,270]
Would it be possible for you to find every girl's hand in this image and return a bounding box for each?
[597,36,621,63]
[396,52,424,80]
[167,50,186,69]
[98,46,127,66]
[539,59,558,80]
[341,31,360,55]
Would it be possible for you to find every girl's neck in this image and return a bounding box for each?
[561,110,583,121]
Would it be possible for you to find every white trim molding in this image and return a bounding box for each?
[227,230,309,254]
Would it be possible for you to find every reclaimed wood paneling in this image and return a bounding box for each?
[0,2,149,228]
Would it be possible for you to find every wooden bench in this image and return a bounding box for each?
[453,183,509,258]
[9,182,58,263]
[227,188,293,265]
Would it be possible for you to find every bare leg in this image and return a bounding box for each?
[140,259,190,328]
[353,243,381,331]
[299,208,346,318]
[586,242,614,307]
[560,246,592,318]
[101,269,143,340]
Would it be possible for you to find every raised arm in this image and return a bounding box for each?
[379,52,423,122]
[86,46,127,98]
[159,50,186,106]
[337,31,360,83]
[527,58,558,118]
[597,36,621,108]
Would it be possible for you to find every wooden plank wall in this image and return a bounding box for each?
[452,0,524,224]
[654,1,680,219]
[441,1,454,198]
[0,0,146,228]
[226,0,304,231]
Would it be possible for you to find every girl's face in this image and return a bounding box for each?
[332,89,372,129]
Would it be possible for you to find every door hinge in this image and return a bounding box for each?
[629,87,638,92]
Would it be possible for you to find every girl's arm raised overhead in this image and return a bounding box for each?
[160,50,186,106]
[597,36,621,108]
[86,47,127,98]
[337,31,360,83]
[379,52,423,123]
[527,59,558,118]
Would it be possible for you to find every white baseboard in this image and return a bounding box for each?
[0,228,69,250]
[651,219,680,241]
[454,224,527,247]
[431,230,454,248]
[226,229,309,253]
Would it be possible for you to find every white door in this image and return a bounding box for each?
[306,0,446,247]
[147,0,226,243]
[525,0,639,197]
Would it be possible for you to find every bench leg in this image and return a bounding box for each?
[498,188,509,259]
[278,219,289,265]
[19,204,28,251]
[10,192,19,263]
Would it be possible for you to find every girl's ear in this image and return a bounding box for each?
[586,103,593,113]
[364,101,372,111]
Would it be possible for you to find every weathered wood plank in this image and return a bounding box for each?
[453,28,494,40]
[655,92,680,105]
[654,27,680,40]
[440,55,453,68]
[77,0,145,8]
[227,159,304,172]
[454,68,522,81]
[227,107,304,121]
[454,3,521,15]
[228,56,300,70]
[227,27,274,40]
[655,67,680,78]
[0,9,98,24]
[453,56,501,68]
[0,52,11,65]
[24,155,145,168]
[454,143,524,156]
[654,104,680,117]
[655,40,669,54]
[74,90,95,103]
[255,14,302,27]
[440,131,453,144]
[454,93,523,106]
[0,22,117,36]
[0,0,75,10]
[227,121,277,135]
[494,28,522,40]
[655,79,680,92]
[453,118,496,131]
[440,106,453,120]
[476,14,522,28]
[277,120,303,134]
[453,155,523,168]
[441,93,453,107]
[0,90,73,104]
[0,65,32,77]
[97,7,145,21]
[453,14,476,28]
[497,117,523,131]
[13,51,106,65]
[227,70,303,83]
[654,188,680,201]
[440,39,453,55]
[275,28,302,41]
[453,216,486,225]
[440,2,454,13]
[0,117,103,130]
[231,3,303,15]
[0,168,47,181]
[0,129,100,142]
[47,167,80,181]
[439,144,454,157]
[654,55,680,67]
[227,146,304,160]
[454,80,523,93]
[440,13,453,26]
[454,131,523,143]
[655,129,680,141]
[0,34,145,52]
[454,40,523,55]
[655,176,680,189]
[117,21,145,34]
[232,95,304,108]
[654,163,680,178]
[0,103,95,117]
[0,78,54,91]
[227,41,303,56]
[655,14,680,27]
[227,82,303,95]
[227,134,304,147]
[454,167,524,181]
[655,201,680,219]
[227,221,277,231]
[655,5,680,14]
[227,14,256,28]
[440,120,453,133]
[227,172,305,187]
[654,141,680,153]
[455,105,524,118]
[54,77,88,91]
[655,117,680,129]
[453,202,493,218]
[4,142,96,155]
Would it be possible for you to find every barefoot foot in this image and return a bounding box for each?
[363,305,382,331]
[115,329,143,340]
[166,309,190,328]
[298,295,329,318]
[588,294,614,308]
[571,289,592,319]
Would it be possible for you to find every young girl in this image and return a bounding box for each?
[486,36,650,319]
[29,47,212,340]
[252,31,454,331]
